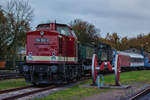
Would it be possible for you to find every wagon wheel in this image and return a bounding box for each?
[115,55,120,86]
[117,58,120,81]
[91,54,98,84]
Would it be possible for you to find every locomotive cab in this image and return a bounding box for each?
[24,23,79,84]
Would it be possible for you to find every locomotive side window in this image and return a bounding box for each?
[57,26,71,36]
[71,30,77,38]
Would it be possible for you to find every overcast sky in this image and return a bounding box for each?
[1,0,150,38]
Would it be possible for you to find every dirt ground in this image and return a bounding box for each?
[81,82,150,100]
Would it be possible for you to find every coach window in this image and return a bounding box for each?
[57,26,71,36]
[130,58,135,62]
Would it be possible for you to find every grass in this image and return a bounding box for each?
[35,70,150,100]
[0,70,15,73]
[104,70,150,84]
[0,78,30,90]
[35,80,110,100]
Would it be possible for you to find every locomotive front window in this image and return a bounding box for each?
[37,25,50,30]
[56,26,71,36]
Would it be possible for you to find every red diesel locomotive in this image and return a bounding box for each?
[23,23,113,85]
[23,23,90,85]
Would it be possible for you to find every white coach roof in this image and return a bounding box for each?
[117,51,144,58]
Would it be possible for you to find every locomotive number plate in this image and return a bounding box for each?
[35,38,48,42]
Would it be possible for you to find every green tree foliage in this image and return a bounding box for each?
[70,19,100,44]
[0,7,11,58]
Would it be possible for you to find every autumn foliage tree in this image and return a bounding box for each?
[70,19,100,44]
[101,32,150,53]
[100,32,121,50]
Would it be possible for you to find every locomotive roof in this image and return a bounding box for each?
[37,23,72,29]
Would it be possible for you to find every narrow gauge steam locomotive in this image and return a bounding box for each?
[23,23,113,85]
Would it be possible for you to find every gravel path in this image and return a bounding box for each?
[81,82,150,100]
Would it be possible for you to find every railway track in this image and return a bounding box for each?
[0,77,91,100]
[129,86,150,100]
[0,72,23,80]
[0,85,33,94]
[0,85,56,100]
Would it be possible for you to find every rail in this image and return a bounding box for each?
[129,86,150,100]
[0,85,56,100]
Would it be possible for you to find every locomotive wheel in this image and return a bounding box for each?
[115,54,120,86]
[91,54,98,84]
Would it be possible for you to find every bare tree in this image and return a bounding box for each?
[6,0,33,48]
[4,0,33,66]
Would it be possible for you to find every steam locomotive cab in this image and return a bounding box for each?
[24,23,79,84]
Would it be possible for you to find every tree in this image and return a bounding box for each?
[103,32,121,50]
[70,19,100,44]
[4,0,33,60]
[0,0,34,66]
[6,0,33,49]
[120,37,129,50]
[0,7,11,58]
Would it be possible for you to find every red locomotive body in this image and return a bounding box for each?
[24,23,80,85]
[26,23,77,64]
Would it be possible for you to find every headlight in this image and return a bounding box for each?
[51,52,56,61]
[23,65,29,72]
[51,56,56,61]
[28,52,32,61]
[51,65,57,73]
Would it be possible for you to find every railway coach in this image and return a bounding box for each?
[117,51,144,70]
